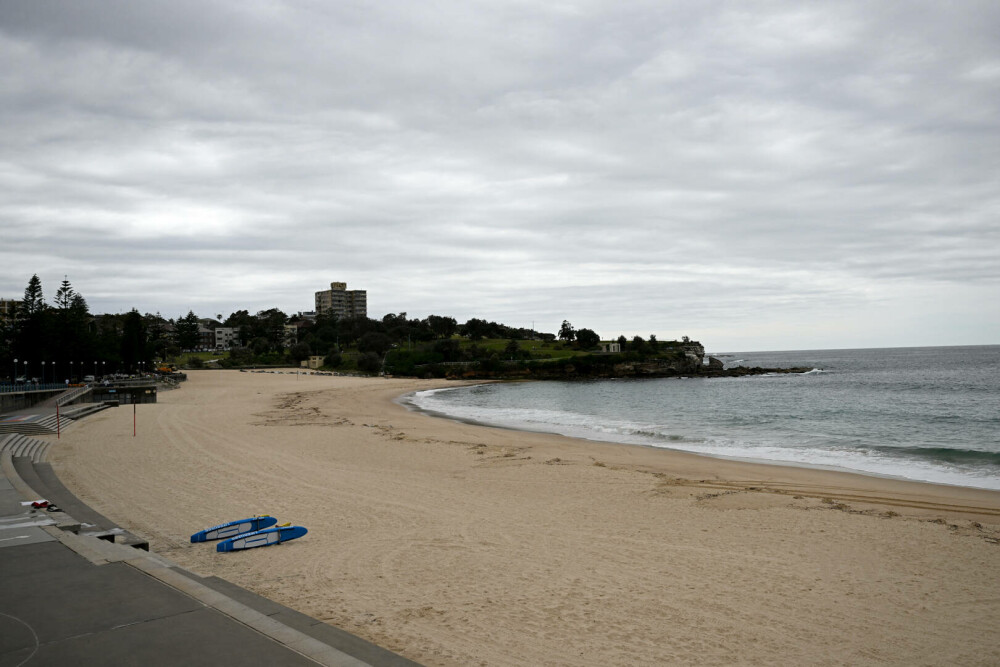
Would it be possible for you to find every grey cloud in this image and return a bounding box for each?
[1,1,998,349]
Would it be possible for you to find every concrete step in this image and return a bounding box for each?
[25,460,150,551]
[0,433,50,462]
[0,413,72,436]
[61,402,113,420]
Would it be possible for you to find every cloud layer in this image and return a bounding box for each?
[2,1,998,350]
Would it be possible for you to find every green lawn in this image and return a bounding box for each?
[166,350,227,364]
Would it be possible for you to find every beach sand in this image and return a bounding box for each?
[48,370,1000,666]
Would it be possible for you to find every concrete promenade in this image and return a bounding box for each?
[0,429,419,666]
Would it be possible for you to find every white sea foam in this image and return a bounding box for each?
[407,374,1000,491]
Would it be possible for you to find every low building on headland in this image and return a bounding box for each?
[599,341,621,353]
[301,355,325,370]
[315,282,367,319]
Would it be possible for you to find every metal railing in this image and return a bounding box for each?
[0,382,68,394]
[56,385,93,406]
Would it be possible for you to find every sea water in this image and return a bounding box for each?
[405,346,1000,490]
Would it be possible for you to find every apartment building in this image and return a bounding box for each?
[215,327,239,349]
[0,298,21,322]
[314,282,367,319]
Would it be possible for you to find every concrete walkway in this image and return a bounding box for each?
[0,440,419,666]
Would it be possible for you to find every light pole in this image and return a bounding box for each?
[24,360,28,382]
[41,361,46,385]
[53,361,57,385]
[70,361,74,382]
[13,358,17,382]
[101,361,106,379]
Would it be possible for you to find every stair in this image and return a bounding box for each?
[0,433,51,462]
[0,433,49,463]
[0,402,112,436]
[0,413,69,435]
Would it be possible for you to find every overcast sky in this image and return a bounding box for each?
[2,1,998,351]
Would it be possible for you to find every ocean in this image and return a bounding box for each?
[405,345,1000,490]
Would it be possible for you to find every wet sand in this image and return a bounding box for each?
[49,370,1000,666]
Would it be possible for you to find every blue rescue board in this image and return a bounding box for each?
[216,525,308,552]
[190,516,278,543]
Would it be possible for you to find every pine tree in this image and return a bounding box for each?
[14,275,49,368]
[21,274,45,316]
[54,278,75,310]
[121,309,148,372]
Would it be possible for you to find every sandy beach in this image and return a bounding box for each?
[48,370,1000,666]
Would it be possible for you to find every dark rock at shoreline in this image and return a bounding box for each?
[698,366,815,378]
[450,363,814,381]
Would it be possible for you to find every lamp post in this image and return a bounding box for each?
[53,361,57,385]
[24,360,28,382]
[70,361,74,382]
[13,358,17,383]
[101,361,106,378]
[41,360,46,385]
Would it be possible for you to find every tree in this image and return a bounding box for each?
[222,310,251,347]
[175,311,201,350]
[21,274,45,317]
[54,278,75,310]
[256,308,289,351]
[324,350,343,367]
[288,341,311,363]
[575,328,600,349]
[425,315,457,339]
[504,339,520,357]
[357,351,382,373]
[559,320,576,342]
[358,331,392,356]
[70,293,88,313]
[462,318,491,340]
[121,309,149,372]
[14,275,49,366]
[51,278,94,371]
[433,338,462,362]
[145,313,170,358]
[251,337,270,355]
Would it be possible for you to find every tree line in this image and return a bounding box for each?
[2,275,159,382]
[2,275,680,381]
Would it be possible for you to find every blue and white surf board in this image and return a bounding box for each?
[216,525,308,552]
[190,516,278,543]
